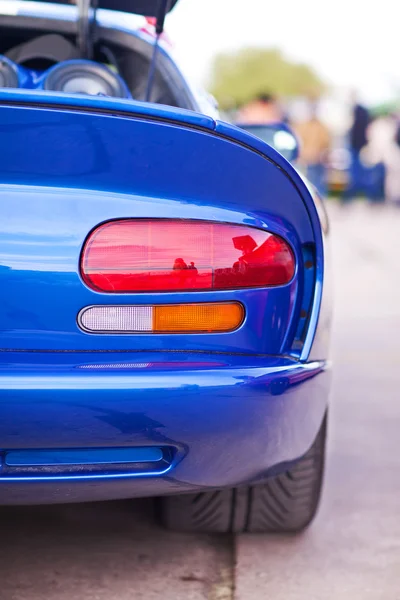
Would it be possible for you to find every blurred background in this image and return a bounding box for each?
[167,0,400,203]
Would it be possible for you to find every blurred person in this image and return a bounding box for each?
[294,103,331,196]
[344,96,370,199]
[362,113,400,204]
[237,93,282,124]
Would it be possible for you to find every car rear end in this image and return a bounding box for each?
[0,89,330,523]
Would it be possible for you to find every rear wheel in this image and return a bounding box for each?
[159,415,327,533]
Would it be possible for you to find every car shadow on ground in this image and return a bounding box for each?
[0,500,234,600]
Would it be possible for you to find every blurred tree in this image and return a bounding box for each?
[371,101,399,117]
[208,47,325,110]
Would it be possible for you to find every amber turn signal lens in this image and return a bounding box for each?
[153,303,244,333]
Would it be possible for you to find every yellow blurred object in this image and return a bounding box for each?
[153,303,244,333]
[294,118,331,165]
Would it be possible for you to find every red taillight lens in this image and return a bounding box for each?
[81,220,295,293]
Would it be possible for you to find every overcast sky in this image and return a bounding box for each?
[166,0,399,106]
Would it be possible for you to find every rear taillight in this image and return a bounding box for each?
[81,220,295,293]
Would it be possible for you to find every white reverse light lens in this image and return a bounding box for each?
[80,306,152,333]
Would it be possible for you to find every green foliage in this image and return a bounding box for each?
[208,47,325,110]
[371,101,400,117]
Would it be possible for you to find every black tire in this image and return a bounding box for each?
[159,415,327,534]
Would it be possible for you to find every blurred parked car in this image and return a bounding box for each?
[236,121,299,162]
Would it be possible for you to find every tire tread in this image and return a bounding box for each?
[159,415,327,534]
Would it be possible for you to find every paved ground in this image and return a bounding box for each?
[1,201,400,600]
[236,201,400,600]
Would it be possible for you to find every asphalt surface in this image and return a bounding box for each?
[1,201,399,600]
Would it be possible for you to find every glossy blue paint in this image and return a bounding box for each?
[0,187,299,354]
[0,351,330,504]
[0,95,320,357]
[0,102,331,502]
[0,87,214,127]
[0,2,332,505]
[5,447,164,466]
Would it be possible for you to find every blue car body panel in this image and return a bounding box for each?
[0,92,321,357]
[0,351,329,504]
[0,3,332,504]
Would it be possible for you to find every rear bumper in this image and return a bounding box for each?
[0,352,330,504]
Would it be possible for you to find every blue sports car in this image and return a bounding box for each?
[0,0,332,533]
